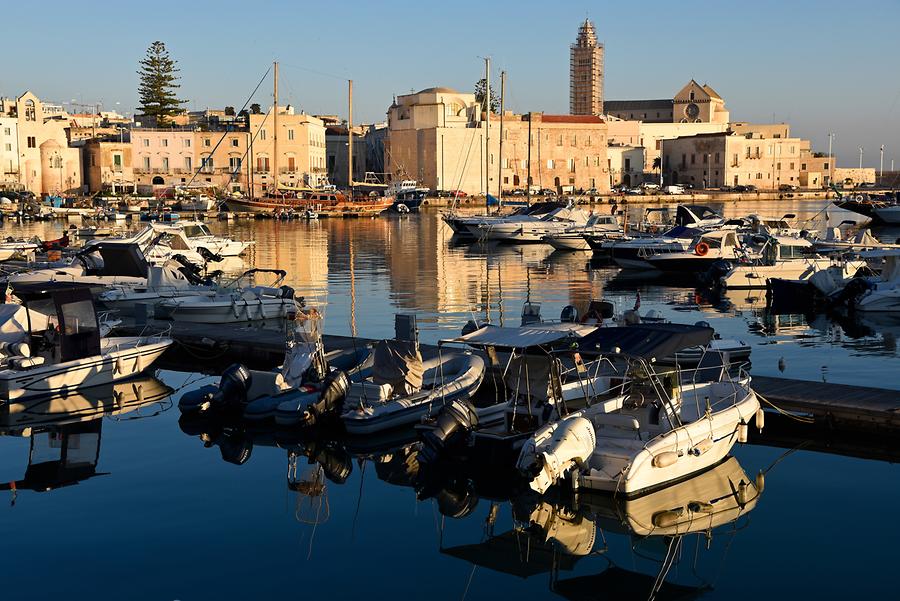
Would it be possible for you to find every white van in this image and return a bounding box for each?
[665,185,686,195]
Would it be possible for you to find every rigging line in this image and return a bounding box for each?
[279,61,351,82]
[184,65,273,190]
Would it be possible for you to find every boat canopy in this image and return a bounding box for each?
[576,323,714,360]
[441,323,595,349]
[0,304,28,344]
[77,242,149,278]
[675,204,721,226]
[372,339,424,393]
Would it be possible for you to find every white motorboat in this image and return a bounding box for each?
[846,249,900,312]
[442,201,563,237]
[517,324,762,496]
[160,221,251,257]
[0,240,40,262]
[7,242,155,293]
[156,268,299,323]
[596,226,703,269]
[97,259,218,317]
[719,236,867,290]
[644,229,747,273]
[470,206,592,242]
[0,288,172,402]
[177,194,217,212]
[543,213,621,251]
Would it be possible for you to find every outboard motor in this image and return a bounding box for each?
[418,398,479,465]
[304,442,353,485]
[178,363,252,414]
[560,305,579,323]
[704,259,733,287]
[434,480,479,519]
[279,285,295,299]
[217,430,253,465]
[301,369,350,426]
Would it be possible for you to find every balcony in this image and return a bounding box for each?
[279,167,298,174]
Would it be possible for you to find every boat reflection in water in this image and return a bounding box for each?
[0,375,173,503]
[438,455,763,601]
[177,406,764,599]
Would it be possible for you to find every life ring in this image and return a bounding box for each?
[854,194,865,202]
[695,242,710,256]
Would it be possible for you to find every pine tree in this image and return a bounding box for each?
[137,41,186,125]
[474,78,499,114]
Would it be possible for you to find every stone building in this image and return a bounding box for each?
[384,87,610,195]
[83,140,134,193]
[570,19,604,116]
[606,80,730,124]
[0,91,82,195]
[661,129,808,189]
[131,106,326,195]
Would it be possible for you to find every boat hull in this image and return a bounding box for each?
[157,298,297,323]
[0,338,172,402]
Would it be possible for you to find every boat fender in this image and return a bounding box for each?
[652,508,684,528]
[135,384,144,405]
[737,421,749,444]
[755,407,765,432]
[114,356,124,376]
[737,481,749,505]
[688,501,714,513]
[755,471,765,494]
[652,451,678,468]
[689,437,714,456]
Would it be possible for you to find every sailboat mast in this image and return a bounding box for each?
[498,70,505,207]
[348,79,353,197]
[273,61,279,193]
[484,56,490,213]
[526,112,532,207]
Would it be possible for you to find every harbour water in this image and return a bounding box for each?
[1,201,898,600]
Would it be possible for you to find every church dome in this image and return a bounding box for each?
[417,86,458,95]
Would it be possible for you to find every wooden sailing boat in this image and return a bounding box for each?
[226,65,392,217]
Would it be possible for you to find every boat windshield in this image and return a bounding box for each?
[181,224,210,238]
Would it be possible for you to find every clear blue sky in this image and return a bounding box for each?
[3,0,898,168]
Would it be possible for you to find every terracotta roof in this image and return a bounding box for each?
[540,114,604,124]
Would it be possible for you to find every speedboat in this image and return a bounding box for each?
[839,249,900,312]
[517,324,761,496]
[543,213,621,251]
[7,242,155,294]
[594,226,702,270]
[176,194,217,212]
[160,220,251,257]
[644,229,747,273]
[97,258,218,317]
[718,235,866,290]
[470,206,592,243]
[156,269,299,324]
[0,288,172,402]
[442,201,562,237]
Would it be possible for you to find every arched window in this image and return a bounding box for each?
[24,100,36,121]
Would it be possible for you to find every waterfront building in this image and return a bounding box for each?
[248,108,327,193]
[570,19,604,116]
[0,117,19,190]
[83,140,134,193]
[0,91,82,195]
[130,106,326,195]
[661,128,809,189]
[384,87,610,195]
[607,144,645,187]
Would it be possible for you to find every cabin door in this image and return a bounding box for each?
[53,289,101,362]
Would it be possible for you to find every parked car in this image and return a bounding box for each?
[779,184,799,192]
[642,183,660,192]
[625,187,644,195]
[733,184,757,193]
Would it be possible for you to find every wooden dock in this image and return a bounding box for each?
[751,375,900,431]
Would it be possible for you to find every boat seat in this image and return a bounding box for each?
[591,437,647,462]
[348,381,393,405]
[10,356,44,369]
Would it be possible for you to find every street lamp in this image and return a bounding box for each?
[859,147,864,169]
[880,145,885,178]
[707,153,711,189]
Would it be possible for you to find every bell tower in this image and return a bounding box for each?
[569,19,604,116]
